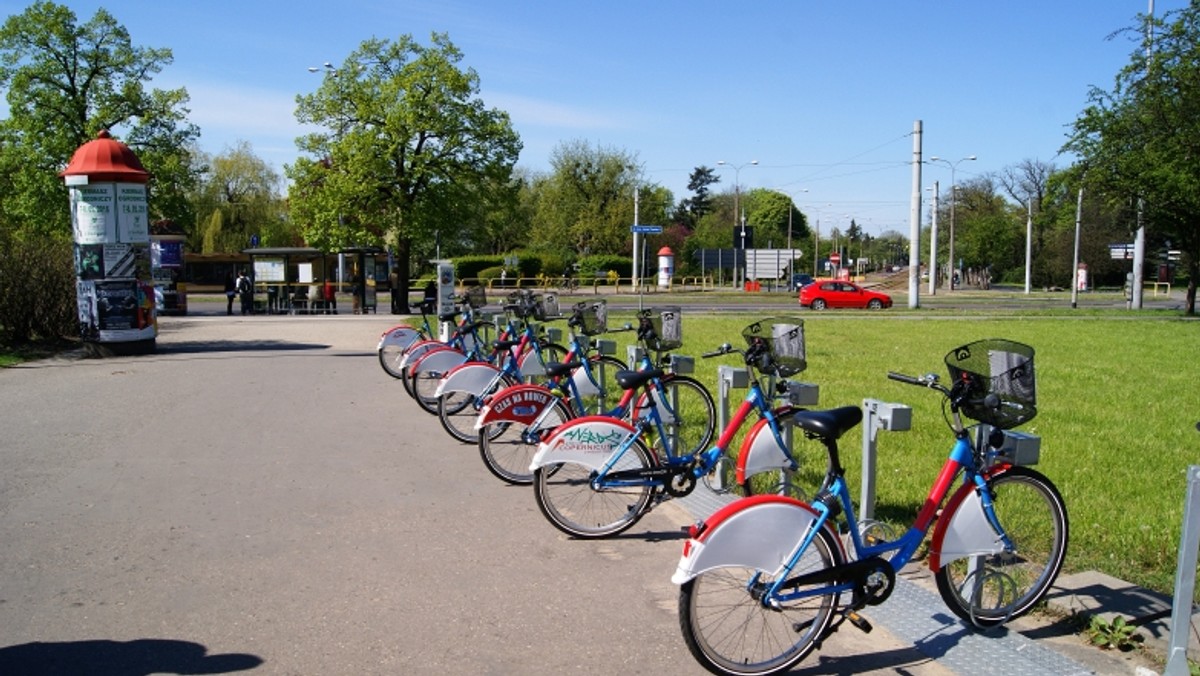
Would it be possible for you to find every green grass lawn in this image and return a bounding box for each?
[599,308,1200,597]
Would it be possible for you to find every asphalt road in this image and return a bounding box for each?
[0,314,958,675]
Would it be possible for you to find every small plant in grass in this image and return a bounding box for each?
[1085,615,1142,651]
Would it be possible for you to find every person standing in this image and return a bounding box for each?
[323,277,337,314]
[237,270,253,315]
[223,272,236,315]
[389,268,401,314]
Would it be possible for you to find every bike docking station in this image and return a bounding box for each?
[859,399,913,521]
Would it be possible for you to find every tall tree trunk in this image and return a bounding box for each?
[396,236,412,314]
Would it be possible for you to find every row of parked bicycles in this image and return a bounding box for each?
[376,287,1070,676]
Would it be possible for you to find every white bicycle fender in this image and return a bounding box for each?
[410,348,467,382]
[434,362,501,398]
[398,340,442,373]
[377,325,422,352]
[929,482,1007,570]
[737,417,792,484]
[528,416,635,472]
[518,349,548,380]
[571,363,600,397]
[672,496,828,585]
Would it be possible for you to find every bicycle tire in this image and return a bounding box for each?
[378,328,426,378]
[678,526,841,676]
[411,350,469,415]
[438,373,517,444]
[479,397,572,484]
[934,466,1069,627]
[533,437,655,538]
[642,375,716,460]
[399,341,442,399]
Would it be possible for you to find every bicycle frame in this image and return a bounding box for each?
[531,359,794,496]
[673,408,1020,608]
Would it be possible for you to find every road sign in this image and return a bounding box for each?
[631,224,662,234]
[830,252,841,264]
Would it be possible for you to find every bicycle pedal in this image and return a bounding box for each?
[845,611,873,634]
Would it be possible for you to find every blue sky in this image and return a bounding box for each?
[3,1,1187,236]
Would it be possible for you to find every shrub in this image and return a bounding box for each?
[0,231,76,346]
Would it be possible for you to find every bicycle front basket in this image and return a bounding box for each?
[741,318,807,376]
[944,338,1036,429]
[644,306,682,352]
[537,292,561,321]
[465,285,487,309]
[573,300,607,336]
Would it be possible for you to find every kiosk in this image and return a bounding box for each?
[60,130,156,355]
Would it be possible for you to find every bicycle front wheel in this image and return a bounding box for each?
[533,438,655,538]
[647,375,716,459]
[935,466,1069,627]
[678,526,841,676]
[479,397,572,484]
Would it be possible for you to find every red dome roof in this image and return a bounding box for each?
[59,130,149,183]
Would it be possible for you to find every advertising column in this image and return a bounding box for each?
[60,130,155,355]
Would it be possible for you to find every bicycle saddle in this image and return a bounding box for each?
[790,406,864,440]
[545,360,583,379]
[615,368,664,391]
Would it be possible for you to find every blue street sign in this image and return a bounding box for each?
[631,224,662,234]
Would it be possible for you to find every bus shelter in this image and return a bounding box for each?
[338,246,387,314]
[241,247,327,314]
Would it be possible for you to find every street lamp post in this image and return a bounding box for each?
[926,182,938,295]
[716,160,758,289]
[928,155,976,290]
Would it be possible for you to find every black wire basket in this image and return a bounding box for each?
[572,300,607,336]
[536,292,561,321]
[639,306,682,352]
[741,318,807,377]
[464,285,487,310]
[944,338,1037,429]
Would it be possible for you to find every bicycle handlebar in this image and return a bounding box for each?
[702,343,734,359]
[887,371,949,395]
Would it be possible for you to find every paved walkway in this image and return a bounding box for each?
[0,311,1181,675]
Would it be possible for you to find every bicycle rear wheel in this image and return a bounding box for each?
[935,466,1068,627]
[439,374,516,444]
[678,526,841,676]
[479,397,572,484]
[533,438,655,538]
[645,375,716,459]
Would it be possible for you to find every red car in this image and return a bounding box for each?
[799,280,893,310]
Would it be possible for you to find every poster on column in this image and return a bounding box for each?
[76,280,100,340]
[70,185,116,244]
[94,279,155,342]
[116,183,149,243]
[75,244,105,280]
[101,243,150,279]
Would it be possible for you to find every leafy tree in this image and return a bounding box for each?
[289,32,521,311]
[0,1,199,238]
[676,165,720,228]
[191,141,291,252]
[1064,5,1200,314]
[526,139,651,258]
[743,189,809,249]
